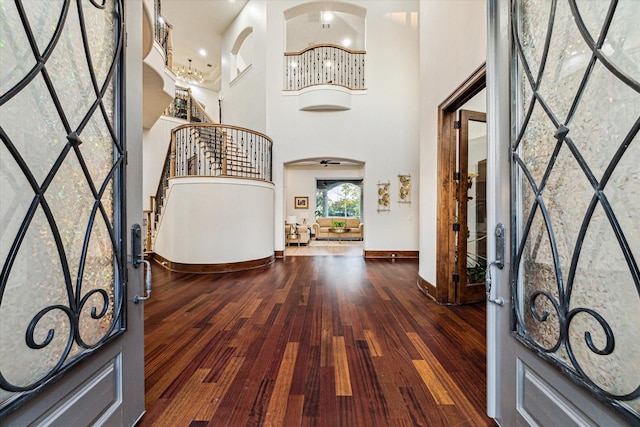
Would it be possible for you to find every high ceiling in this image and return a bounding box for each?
[161,0,249,90]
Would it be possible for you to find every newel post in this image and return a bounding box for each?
[170,131,176,177]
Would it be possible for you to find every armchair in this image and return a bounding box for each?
[285,224,310,246]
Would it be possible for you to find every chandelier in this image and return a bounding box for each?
[174,59,204,84]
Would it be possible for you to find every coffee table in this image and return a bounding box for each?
[328,227,350,242]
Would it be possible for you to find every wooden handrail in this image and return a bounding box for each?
[171,123,274,149]
[284,43,366,56]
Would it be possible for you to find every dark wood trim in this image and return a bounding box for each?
[364,250,418,259]
[438,63,487,110]
[274,250,284,259]
[436,63,486,305]
[417,276,437,301]
[457,110,487,305]
[152,253,275,274]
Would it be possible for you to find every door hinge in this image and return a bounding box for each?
[452,223,460,232]
[453,171,460,180]
[452,273,460,283]
[454,120,461,129]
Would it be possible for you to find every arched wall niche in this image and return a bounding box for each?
[231,26,254,80]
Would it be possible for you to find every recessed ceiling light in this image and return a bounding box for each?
[199,49,207,57]
[321,11,334,23]
[342,38,352,47]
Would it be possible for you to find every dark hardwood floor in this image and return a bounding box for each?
[138,256,495,427]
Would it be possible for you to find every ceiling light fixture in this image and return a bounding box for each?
[199,48,207,56]
[321,11,333,29]
[174,59,204,84]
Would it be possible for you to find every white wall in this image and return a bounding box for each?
[419,0,487,286]
[220,0,267,132]
[185,84,220,122]
[142,115,185,210]
[263,0,420,251]
[154,177,275,263]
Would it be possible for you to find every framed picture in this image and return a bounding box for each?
[294,196,309,209]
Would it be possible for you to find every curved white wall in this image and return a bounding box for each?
[154,177,275,264]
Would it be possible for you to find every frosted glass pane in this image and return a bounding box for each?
[537,0,590,122]
[0,144,33,272]
[570,62,640,180]
[1,75,66,186]
[521,209,562,351]
[82,104,116,187]
[46,5,94,131]
[574,0,610,43]
[542,144,592,286]
[47,153,95,285]
[517,0,552,80]
[570,204,640,414]
[605,0,640,84]
[0,3,37,96]
[21,0,65,53]
[606,137,640,265]
[77,208,115,347]
[83,1,117,89]
[520,102,557,187]
[0,206,71,394]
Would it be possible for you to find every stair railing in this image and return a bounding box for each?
[164,86,216,124]
[153,0,173,68]
[170,124,273,182]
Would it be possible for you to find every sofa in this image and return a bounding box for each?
[312,218,363,240]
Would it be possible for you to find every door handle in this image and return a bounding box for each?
[486,223,505,306]
[132,224,153,303]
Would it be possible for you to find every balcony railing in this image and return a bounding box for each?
[284,44,366,91]
[154,0,173,67]
[164,86,215,123]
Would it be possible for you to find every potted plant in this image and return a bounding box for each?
[332,220,346,229]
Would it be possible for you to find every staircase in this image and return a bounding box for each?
[146,123,273,253]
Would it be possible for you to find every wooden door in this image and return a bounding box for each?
[456,109,487,304]
[0,1,145,425]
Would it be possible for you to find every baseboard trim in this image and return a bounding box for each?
[274,250,284,259]
[152,253,275,274]
[417,276,437,301]
[364,250,419,259]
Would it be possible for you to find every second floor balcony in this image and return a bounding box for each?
[284,44,366,91]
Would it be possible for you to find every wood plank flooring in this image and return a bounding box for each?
[139,256,495,427]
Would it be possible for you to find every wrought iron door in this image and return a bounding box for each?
[0,0,135,420]
[511,0,639,422]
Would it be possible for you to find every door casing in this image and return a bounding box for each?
[432,64,486,304]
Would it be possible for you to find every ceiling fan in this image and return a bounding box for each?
[320,159,341,167]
